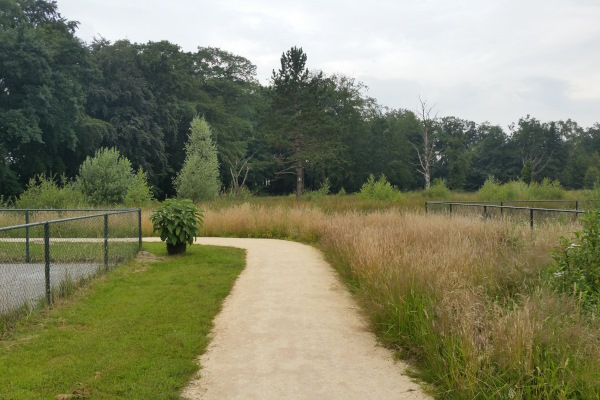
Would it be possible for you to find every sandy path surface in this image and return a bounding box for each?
[147,237,430,399]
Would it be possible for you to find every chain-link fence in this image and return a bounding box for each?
[0,209,141,319]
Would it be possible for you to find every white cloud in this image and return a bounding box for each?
[57,0,600,127]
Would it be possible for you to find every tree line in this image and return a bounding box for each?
[2,0,600,201]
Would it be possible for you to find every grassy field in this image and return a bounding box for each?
[0,242,244,399]
[176,197,599,399]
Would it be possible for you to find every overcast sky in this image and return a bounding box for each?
[57,0,600,129]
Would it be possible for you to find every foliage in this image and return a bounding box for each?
[124,168,154,207]
[3,0,600,200]
[548,210,600,312]
[584,165,600,189]
[174,116,221,201]
[521,159,533,183]
[150,199,204,246]
[302,178,331,200]
[476,176,504,200]
[423,178,451,199]
[527,178,565,200]
[77,148,132,205]
[16,174,84,208]
[359,174,403,201]
[477,176,564,200]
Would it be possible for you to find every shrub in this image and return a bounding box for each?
[477,176,503,200]
[584,166,600,190]
[78,148,132,205]
[302,178,330,200]
[124,168,154,207]
[501,180,528,200]
[548,210,600,312]
[359,174,403,201]
[477,177,563,200]
[527,178,565,200]
[16,174,85,208]
[423,178,451,199]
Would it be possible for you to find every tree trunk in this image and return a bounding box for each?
[295,133,303,201]
[296,159,303,201]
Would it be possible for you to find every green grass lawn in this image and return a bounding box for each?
[0,242,245,399]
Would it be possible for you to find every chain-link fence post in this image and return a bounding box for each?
[44,222,51,304]
[25,210,30,263]
[138,208,142,250]
[104,214,109,271]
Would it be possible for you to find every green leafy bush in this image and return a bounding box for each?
[359,174,403,201]
[477,176,503,200]
[548,210,600,312]
[527,178,565,200]
[78,148,133,205]
[501,180,528,199]
[477,177,564,200]
[124,168,154,207]
[584,166,600,190]
[423,178,451,199]
[150,199,204,247]
[302,178,331,200]
[16,174,85,208]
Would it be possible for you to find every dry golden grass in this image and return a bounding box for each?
[191,202,600,398]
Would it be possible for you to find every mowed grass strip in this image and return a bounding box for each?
[0,242,244,399]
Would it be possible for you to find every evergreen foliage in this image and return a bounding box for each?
[174,116,221,201]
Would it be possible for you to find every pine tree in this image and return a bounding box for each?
[174,116,221,201]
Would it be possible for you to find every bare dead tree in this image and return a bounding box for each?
[412,96,438,189]
[224,152,256,197]
[521,150,553,184]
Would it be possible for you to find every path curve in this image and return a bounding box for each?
[149,237,430,399]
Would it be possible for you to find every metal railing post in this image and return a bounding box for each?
[449,203,453,215]
[530,208,534,230]
[44,222,51,304]
[483,205,487,219]
[500,201,503,218]
[104,214,109,271]
[25,210,30,263]
[138,208,142,250]
[575,200,578,211]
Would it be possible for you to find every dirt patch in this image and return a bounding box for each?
[135,251,165,263]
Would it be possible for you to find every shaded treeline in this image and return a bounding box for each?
[2,0,600,199]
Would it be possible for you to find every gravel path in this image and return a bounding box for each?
[159,237,431,400]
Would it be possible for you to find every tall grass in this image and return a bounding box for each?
[197,202,600,398]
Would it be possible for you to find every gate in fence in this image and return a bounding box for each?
[0,208,142,316]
